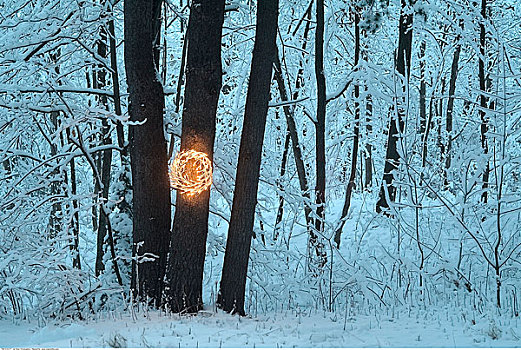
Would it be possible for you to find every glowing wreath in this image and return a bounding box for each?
[169,150,213,196]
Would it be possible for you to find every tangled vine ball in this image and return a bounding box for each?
[169,150,213,196]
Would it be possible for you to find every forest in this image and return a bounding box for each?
[0,0,520,347]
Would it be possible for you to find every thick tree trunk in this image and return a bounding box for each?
[376,0,413,213]
[125,0,171,307]
[165,0,225,313]
[334,7,360,248]
[314,0,327,236]
[217,0,279,316]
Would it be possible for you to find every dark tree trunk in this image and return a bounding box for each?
[95,20,111,277]
[422,80,436,168]
[48,110,62,239]
[217,0,279,316]
[334,6,361,248]
[274,130,290,240]
[96,1,127,282]
[419,40,426,135]
[108,1,130,284]
[107,7,125,152]
[376,0,413,213]
[273,6,319,254]
[479,0,490,204]
[445,40,461,176]
[273,52,314,241]
[48,52,80,268]
[168,31,188,159]
[314,0,327,235]
[361,30,372,190]
[48,53,63,241]
[437,78,445,163]
[65,128,81,270]
[165,0,225,313]
[125,0,171,307]
[364,93,373,190]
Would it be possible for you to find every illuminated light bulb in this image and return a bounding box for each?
[169,149,213,196]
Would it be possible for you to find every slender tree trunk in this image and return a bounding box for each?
[65,128,81,270]
[273,5,318,251]
[479,0,490,204]
[91,68,101,235]
[334,6,361,248]
[165,0,225,313]
[362,29,373,190]
[422,79,436,168]
[314,0,327,252]
[218,0,279,316]
[95,20,111,277]
[419,40,426,135]
[168,21,189,159]
[125,0,171,307]
[364,93,373,189]
[108,1,130,283]
[48,110,62,239]
[273,52,314,242]
[48,52,63,240]
[274,130,290,240]
[49,51,81,269]
[437,78,445,163]
[96,1,126,279]
[376,0,413,213]
[445,39,461,178]
[107,6,125,152]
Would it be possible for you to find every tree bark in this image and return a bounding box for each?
[445,40,461,175]
[376,0,413,213]
[165,0,225,313]
[217,0,279,316]
[334,6,360,248]
[65,128,81,270]
[95,19,111,277]
[107,6,125,152]
[125,0,171,307]
[168,32,188,159]
[314,0,327,236]
[273,52,314,241]
[419,40,426,135]
[274,130,290,240]
[95,1,126,283]
[272,5,319,253]
[479,0,490,204]
[362,29,373,191]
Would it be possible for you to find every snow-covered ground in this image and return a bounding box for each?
[1,306,520,347]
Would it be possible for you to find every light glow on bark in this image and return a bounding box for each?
[169,150,213,196]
